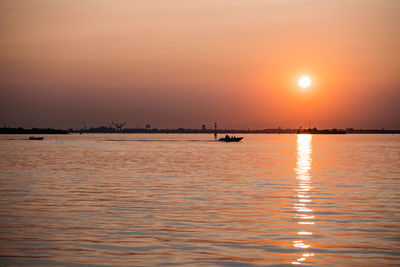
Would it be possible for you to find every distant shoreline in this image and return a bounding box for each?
[1,127,399,135]
[0,128,68,135]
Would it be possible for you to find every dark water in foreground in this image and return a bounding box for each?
[0,134,399,266]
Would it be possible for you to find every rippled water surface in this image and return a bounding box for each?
[0,134,399,266]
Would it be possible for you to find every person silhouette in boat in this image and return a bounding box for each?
[225,135,230,140]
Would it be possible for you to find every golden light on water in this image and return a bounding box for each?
[298,215,315,219]
[298,221,315,225]
[298,231,313,235]
[293,240,311,249]
[292,134,314,265]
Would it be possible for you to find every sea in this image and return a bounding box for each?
[0,134,399,266]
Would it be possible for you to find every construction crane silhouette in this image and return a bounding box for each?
[112,121,126,132]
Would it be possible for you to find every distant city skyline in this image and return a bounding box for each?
[1,0,399,129]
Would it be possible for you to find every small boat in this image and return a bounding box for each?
[218,135,243,142]
[29,136,44,140]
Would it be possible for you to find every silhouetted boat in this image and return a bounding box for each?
[29,136,44,140]
[218,135,243,142]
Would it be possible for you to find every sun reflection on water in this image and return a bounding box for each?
[292,134,314,265]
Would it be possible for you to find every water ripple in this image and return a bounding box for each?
[0,134,399,266]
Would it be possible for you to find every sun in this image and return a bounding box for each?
[298,76,311,89]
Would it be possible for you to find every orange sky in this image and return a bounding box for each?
[1,0,399,129]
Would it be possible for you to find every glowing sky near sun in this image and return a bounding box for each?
[0,0,399,129]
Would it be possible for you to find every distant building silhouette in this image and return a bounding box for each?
[112,121,126,132]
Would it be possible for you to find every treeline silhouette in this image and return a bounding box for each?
[0,127,67,134]
[1,126,399,135]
